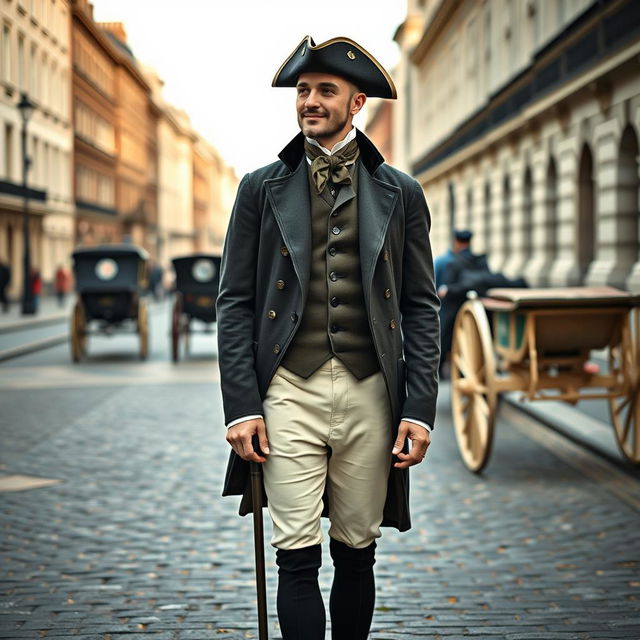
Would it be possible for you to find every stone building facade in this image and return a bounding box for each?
[395,0,640,291]
[0,0,73,299]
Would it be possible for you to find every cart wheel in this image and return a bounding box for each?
[138,299,149,361]
[70,300,87,363]
[171,294,182,363]
[608,307,640,463]
[451,298,498,473]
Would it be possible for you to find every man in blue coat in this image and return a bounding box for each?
[217,35,440,639]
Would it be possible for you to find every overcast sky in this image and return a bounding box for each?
[91,0,407,176]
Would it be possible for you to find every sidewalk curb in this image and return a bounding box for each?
[0,312,69,335]
[503,394,640,478]
[0,333,68,362]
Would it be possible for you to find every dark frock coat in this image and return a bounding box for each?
[216,130,440,531]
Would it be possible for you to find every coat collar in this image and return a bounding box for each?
[278,129,385,175]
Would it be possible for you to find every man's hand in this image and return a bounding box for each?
[392,420,431,469]
[226,418,270,463]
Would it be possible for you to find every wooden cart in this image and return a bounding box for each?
[170,254,221,362]
[450,286,640,472]
[70,245,150,362]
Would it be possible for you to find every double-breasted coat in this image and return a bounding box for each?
[217,130,440,531]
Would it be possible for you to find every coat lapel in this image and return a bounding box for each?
[357,161,401,306]
[264,160,311,297]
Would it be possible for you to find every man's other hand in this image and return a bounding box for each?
[226,418,270,463]
[392,420,431,469]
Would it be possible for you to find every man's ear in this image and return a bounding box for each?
[351,92,366,115]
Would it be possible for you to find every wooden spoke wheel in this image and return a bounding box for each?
[451,299,498,473]
[70,299,87,363]
[171,294,182,363]
[138,299,149,361]
[608,307,640,463]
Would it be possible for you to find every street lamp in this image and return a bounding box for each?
[18,92,35,315]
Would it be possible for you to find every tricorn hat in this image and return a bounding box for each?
[272,35,397,99]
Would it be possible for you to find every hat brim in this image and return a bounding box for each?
[272,35,397,99]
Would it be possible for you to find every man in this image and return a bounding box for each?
[217,35,440,639]
[434,228,473,290]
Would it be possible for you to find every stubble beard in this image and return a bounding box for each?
[298,103,351,145]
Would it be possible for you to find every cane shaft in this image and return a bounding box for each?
[250,461,268,639]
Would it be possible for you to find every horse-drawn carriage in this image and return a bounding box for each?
[170,254,221,362]
[70,245,150,362]
[450,287,640,471]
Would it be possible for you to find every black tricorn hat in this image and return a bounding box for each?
[272,35,397,99]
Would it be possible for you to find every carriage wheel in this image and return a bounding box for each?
[608,307,640,463]
[70,300,87,363]
[171,294,182,363]
[138,299,149,361]
[451,299,498,473]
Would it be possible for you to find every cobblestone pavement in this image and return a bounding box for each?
[1,350,640,639]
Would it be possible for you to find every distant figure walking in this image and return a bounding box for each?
[31,268,42,313]
[0,260,11,313]
[55,265,71,307]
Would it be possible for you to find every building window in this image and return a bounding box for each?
[1,24,10,84]
[17,34,25,90]
[30,43,37,101]
[4,123,13,181]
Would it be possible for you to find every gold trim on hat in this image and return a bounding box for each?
[272,35,397,99]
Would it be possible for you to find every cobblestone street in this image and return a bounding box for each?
[1,322,640,639]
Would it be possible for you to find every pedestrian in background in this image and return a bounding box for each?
[54,264,71,307]
[30,268,42,313]
[217,35,440,639]
[0,259,10,313]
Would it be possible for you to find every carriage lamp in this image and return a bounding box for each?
[18,92,35,315]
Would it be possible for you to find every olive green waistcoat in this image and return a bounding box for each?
[282,160,379,379]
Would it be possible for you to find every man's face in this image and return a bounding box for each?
[296,72,365,148]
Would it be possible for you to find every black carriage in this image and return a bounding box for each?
[170,254,221,362]
[70,244,150,362]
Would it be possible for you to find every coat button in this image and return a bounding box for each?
[273,343,281,354]
[383,250,390,261]
[331,226,341,235]
[290,312,298,323]
[384,289,392,299]
[330,325,339,333]
[389,319,397,329]
[329,272,338,282]
[267,310,276,320]
[276,279,286,290]
[280,246,289,257]
[328,247,337,257]
[330,296,339,307]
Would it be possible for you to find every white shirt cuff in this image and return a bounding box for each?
[402,418,433,433]
[226,414,263,428]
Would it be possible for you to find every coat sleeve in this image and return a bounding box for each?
[399,180,441,428]
[216,173,264,425]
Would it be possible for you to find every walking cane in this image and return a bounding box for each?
[250,460,268,639]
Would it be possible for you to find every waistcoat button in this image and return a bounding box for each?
[276,279,286,290]
[330,296,339,307]
[280,246,289,257]
[267,310,276,320]
[331,226,341,235]
[328,247,337,257]
[389,319,397,329]
[330,325,339,333]
[384,289,392,299]
[273,343,281,354]
[329,272,338,282]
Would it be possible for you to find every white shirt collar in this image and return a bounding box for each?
[305,127,357,158]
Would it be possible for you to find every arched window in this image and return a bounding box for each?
[523,166,533,263]
[484,181,491,253]
[546,157,558,267]
[618,125,639,268]
[502,174,511,259]
[577,144,595,281]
